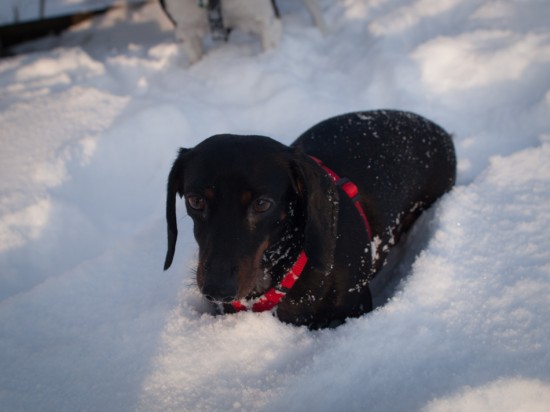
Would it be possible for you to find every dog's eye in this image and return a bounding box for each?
[186,194,206,211]
[252,198,273,213]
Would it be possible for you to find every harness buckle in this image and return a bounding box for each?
[337,178,361,203]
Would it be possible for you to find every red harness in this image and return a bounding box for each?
[231,156,371,313]
[309,156,372,239]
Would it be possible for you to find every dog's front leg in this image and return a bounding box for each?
[259,17,282,50]
[302,0,327,33]
[176,30,204,64]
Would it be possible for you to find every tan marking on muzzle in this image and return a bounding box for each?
[236,238,270,299]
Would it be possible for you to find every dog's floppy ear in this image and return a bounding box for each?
[164,148,190,270]
[290,152,339,274]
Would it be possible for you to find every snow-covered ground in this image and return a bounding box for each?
[1,0,549,410]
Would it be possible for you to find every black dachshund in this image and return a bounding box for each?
[164,110,456,328]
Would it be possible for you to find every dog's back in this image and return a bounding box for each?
[292,110,456,244]
[290,110,456,303]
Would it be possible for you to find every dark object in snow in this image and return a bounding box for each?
[0,9,105,57]
[204,0,230,42]
[164,110,456,329]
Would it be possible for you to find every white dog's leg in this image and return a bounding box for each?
[302,0,327,33]
[162,0,208,64]
[224,0,282,51]
[261,17,282,50]
[176,30,204,64]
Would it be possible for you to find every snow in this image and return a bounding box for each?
[1,0,549,411]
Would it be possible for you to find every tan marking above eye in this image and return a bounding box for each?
[240,191,252,205]
[204,188,215,200]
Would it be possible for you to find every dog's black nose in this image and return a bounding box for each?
[202,284,236,303]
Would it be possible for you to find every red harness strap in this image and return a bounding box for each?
[231,155,371,313]
[231,250,308,312]
[309,156,372,240]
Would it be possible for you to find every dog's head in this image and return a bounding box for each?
[164,134,338,303]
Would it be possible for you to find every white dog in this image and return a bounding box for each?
[160,0,327,63]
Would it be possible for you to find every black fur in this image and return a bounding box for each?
[164,110,456,328]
